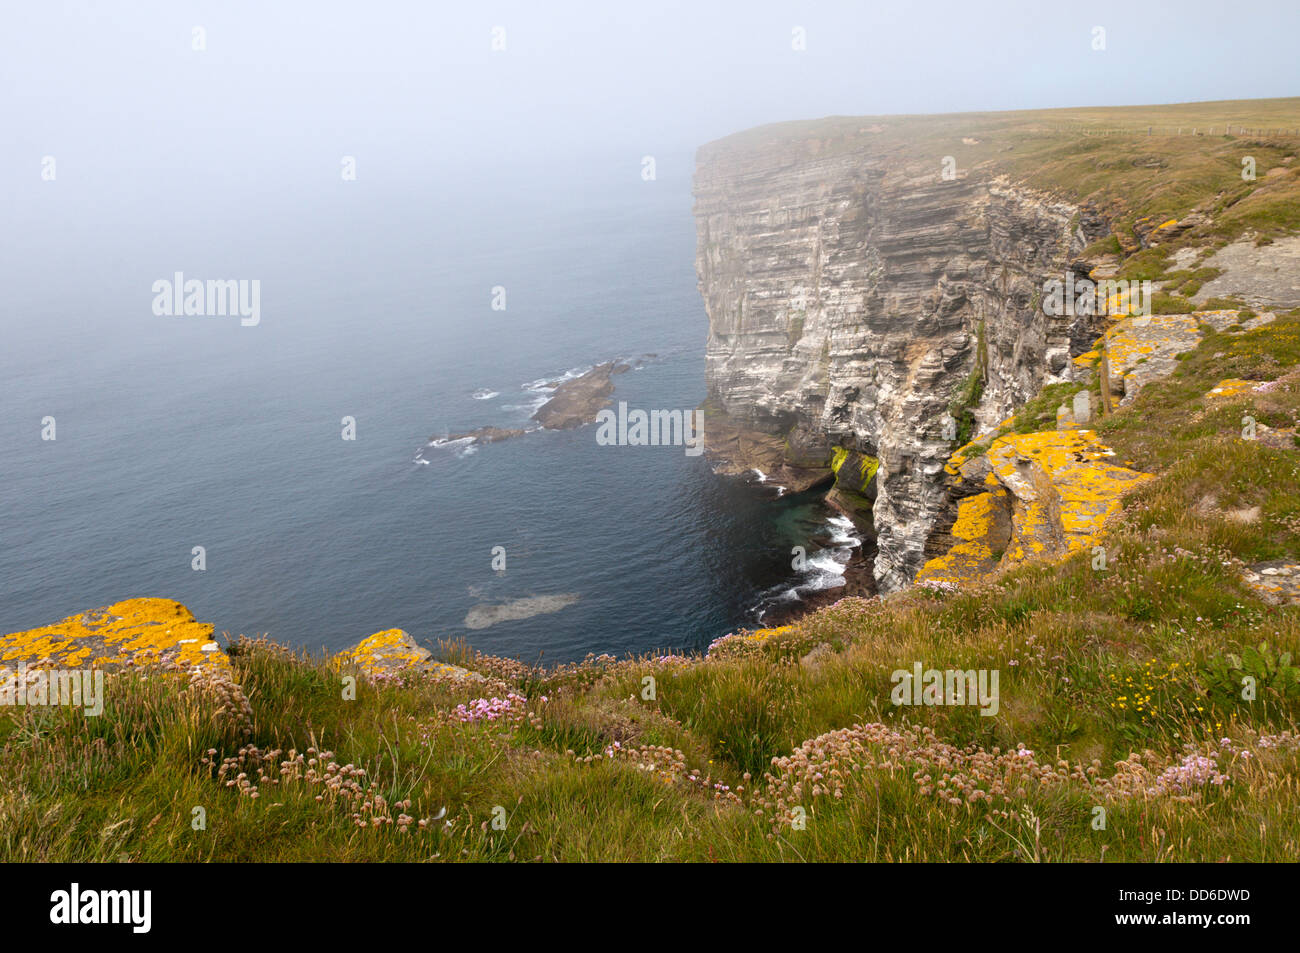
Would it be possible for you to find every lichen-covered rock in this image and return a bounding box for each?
[915,488,1011,586]
[919,430,1152,587]
[1193,236,1300,310]
[1206,378,1259,401]
[707,625,794,656]
[826,447,879,527]
[1074,311,1273,405]
[990,430,1153,563]
[1240,561,1300,606]
[0,598,230,684]
[338,628,483,682]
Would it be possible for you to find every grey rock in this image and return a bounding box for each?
[1072,389,1092,425]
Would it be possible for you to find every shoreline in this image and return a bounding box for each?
[740,480,880,630]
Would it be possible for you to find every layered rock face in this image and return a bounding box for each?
[694,130,1106,591]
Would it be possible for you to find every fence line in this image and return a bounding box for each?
[1040,124,1300,138]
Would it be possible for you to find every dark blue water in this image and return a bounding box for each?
[1,157,850,662]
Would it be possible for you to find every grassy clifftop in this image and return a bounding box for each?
[702,97,1300,245]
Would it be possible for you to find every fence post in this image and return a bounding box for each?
[1099,345,1114,416]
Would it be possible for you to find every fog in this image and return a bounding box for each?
[4,0,1297,195]
[2,0,1297,367]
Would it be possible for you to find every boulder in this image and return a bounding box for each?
[338,628,483,682]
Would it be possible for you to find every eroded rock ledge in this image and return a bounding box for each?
[915,430,1152,587]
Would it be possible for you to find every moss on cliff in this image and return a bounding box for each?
[948,320,987,447]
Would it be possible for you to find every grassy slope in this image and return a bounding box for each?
[6,102,1300,863]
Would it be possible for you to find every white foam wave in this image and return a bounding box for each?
[827,515,861,547]
[802,573,848,593]
[428,436,476,450]
[757,514,863,610]
[806,551,849,576]
[503,394,551,414]
[522,365,592,394]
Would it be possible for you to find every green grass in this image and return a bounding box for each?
[948,320,987,445]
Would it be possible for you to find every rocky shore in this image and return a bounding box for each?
[758,547,877,627]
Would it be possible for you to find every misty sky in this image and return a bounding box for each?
[4,0,1298,189]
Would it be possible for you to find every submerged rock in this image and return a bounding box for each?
[440,426,527,445]
[463,594,580,630]
[431,360,641,450]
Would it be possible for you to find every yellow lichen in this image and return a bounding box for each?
[922,429,1152,589]
[337,628,481,681]
[742,625,794,643]
[989,430,1152,562]
[1206,378,1256,400]
[916,489,1010,586]
[0,598,229,680]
